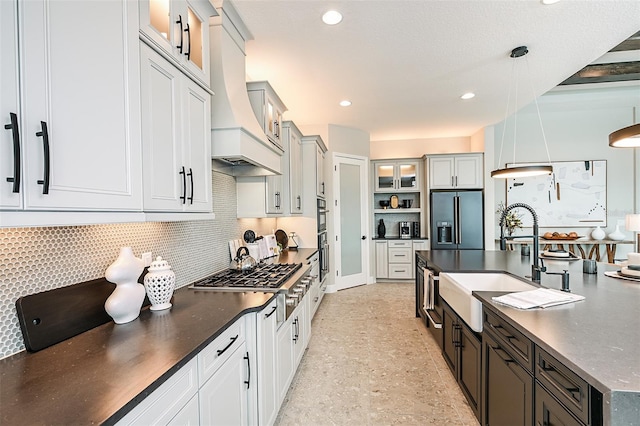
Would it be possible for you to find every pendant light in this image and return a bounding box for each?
[609,123,640,148]
[491,46,553,179]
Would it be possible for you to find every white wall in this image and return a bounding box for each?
[484,85,640,258]
[370,136,471,159]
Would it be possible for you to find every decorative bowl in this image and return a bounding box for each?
[379,200,390,209]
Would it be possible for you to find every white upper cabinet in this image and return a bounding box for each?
[428,154,483,189]
[283,122,303,215]
[247,81,287,151]
[139,0,215,88]
[140,43,212,213]
[1,0,142,215]
[374,160,420,192]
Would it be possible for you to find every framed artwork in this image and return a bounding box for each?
[505,160,606,227]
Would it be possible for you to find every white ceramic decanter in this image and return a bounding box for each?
[591,225,605,241]
[104,247,145,324]
[143,256,175,311]
[607,221,625,241]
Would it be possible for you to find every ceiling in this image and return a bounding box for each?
[229,0,640,142]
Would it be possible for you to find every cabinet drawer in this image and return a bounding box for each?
[535,382,582,426]
[116,358,198,425]
[536,348,590,425]
[387,240,412,248]
[388,265,412,279]
[198,318,245,385]
[388,248,412,263]
[483,310,534,373]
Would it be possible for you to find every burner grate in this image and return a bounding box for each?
[191,263,302,290]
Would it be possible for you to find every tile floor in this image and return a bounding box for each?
[274,282,480,425]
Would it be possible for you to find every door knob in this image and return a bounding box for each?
[361,236,367,240]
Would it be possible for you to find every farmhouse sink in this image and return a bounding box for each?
[439,273,538,332]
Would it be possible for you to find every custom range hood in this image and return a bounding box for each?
[209,0,282,176]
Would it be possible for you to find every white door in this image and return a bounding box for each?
[332,153,369,291]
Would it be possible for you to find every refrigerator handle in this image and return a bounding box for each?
[455,196,461,244]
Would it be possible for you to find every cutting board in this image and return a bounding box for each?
[15,274,150,352]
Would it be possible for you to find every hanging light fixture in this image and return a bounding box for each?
[491,46,553,179]
[609,122,640,148]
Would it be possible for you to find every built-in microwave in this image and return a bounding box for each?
[317,198,327,232]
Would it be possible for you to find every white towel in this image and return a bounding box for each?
[422,268,430,311]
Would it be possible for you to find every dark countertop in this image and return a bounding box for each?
[0,248,316,425]
[372,237,427,241]
[416,250,640,424]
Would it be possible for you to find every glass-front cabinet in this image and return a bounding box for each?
[139,0,215,87]
[374,160,420,192]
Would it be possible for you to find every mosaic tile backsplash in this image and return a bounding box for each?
[0,172,253,358]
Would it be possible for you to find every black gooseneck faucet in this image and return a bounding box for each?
[499,202,546,283]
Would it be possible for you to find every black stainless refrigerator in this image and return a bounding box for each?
[430,190,484,250]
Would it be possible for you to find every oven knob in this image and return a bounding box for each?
[293,287,304,294]
[301,278,311,285]
[286,297,297,306]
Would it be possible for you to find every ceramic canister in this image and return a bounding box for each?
[144,256,176,311]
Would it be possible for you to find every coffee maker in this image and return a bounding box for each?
[400,221,411,239]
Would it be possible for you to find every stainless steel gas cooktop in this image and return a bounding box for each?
[189,263,302,292]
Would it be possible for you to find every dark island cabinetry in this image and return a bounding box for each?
[442,301,481,420]
[482,309,602,426]
[482,329,534,426]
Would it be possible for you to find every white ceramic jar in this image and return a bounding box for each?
[591,225,605,240]
[143,256,176,311]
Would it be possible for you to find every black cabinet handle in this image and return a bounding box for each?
[321,182,325,194]
[187,167,193,204]
[243,352,250,389]
[175,15,183,54]
[35,121,50,194]
[492,345,516,365]
[275,191,281,209]
[216,334,238,356]
[264,306,277,318]
[184,23,191,60]
[179,166,186,204]
[4,112,21,193]
[297,195,301,210]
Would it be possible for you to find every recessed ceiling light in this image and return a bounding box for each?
[339,100,352,107]
[541,0,560,4]
[322,10,343,25]
[460,92,475,100]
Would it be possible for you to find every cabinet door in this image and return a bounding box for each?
[442,303,457,374]
[289,131,303,214]
[316,144,325,197]
[265,175,283,214]
[454,155,483,189]
[140,44,184,211]
[375,241,388,278]
[0,0,21,209]
[257,300,279,426]
[374,162,396,191]
[483,331,533,426]
[182,77,212,212]
[429,157,455,189]
[276,318,295,404]
[397,161,419,191]
[199,345,249,426]
[459,323,481,417]
[20,0,141,210]
[535,383,582,426]
[139,0,212,87]
[168,394,199,426]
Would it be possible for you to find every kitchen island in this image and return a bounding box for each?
[416,250,640,425]
[0,248,316,425]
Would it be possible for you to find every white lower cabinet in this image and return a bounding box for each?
[199,344,250,426]
[117,298,316,426]
[376,240,428,280]
[115,358,199,425]
[276,316,295,406]
[256,299,279,426]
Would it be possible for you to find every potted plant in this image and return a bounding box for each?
[496,202,523,236]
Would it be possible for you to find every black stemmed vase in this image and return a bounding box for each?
[377,219,386,238]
